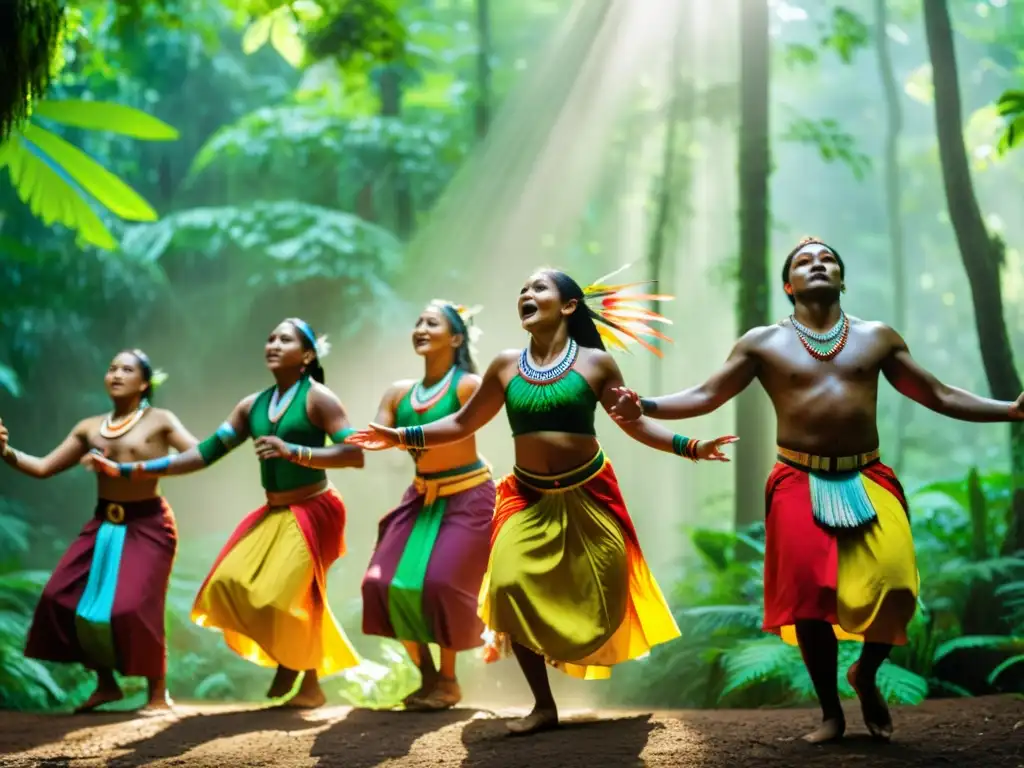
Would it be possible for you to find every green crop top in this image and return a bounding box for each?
[505,368,598,437]
[249,376,327,493]
[394,368,465,428]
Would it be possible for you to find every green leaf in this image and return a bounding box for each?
[933,634,1024,664]
[270,11,306,67]
[875,662,928,705]
[821,8,870,64]
[20,123,158,222]
[0,363,20,397]
[781,116,871,180]
[783,43,818,68]
[32,100,179,141]
[0,133,116,250]
[987,654,1024,685]
[719,639,805,698]
[904,63,934,105]
[241,14,272,53]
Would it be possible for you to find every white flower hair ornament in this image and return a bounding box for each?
[315,335,331,360]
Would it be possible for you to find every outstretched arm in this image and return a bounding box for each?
[0,418,91,479]
[598,354,737,460]
[881,326,1023,422]
[93,396,255,480]
[253,383,364,469]
[347,354,509,451]
[611,331,761,422]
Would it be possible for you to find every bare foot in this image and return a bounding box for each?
[267,667,299,699]
[282,688,327,709]
[848,662,893,741]
[74,685,124,713]
[507,707,558,736]
[138,691,174,716]
[414,677,461,711]
[802,717,846,744]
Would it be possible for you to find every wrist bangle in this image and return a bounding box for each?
[640,397,657,415]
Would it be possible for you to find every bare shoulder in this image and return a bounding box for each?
[388,378,418,400]
[737,323,786,352]
[149,407,182,428]
[456,371,483,391]
[308,380,344,406]
[579,347,615,368]
[849,316,905,348]
[76,414,104,437]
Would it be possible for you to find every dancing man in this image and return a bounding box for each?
[609,236,1024,742]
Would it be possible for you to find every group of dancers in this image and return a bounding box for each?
[2,238,1021,742]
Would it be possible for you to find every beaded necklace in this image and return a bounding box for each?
[99,399,151,439]
[268,379,302,423]
[518,338,579,385]
[790,311,849,361]
[410,366,456,413]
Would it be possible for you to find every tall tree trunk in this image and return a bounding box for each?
[646,3,692,390]
[474,0,492,140]
[875,0,911,473]
[735,0,772,527]
[923,0,1024,553]
[380,67,414,238]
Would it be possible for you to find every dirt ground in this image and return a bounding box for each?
[0,695,1021,768]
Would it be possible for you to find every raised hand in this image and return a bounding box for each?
[344,423,401,451]
[609,387,644,423]
[696,435,740,462]
[254,436,290,461]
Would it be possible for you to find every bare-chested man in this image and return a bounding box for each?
[0,349,196,713]
[608,236,1024,742]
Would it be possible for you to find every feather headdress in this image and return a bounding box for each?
[582,263,674,357]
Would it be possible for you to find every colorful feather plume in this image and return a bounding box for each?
[583,263,674,357]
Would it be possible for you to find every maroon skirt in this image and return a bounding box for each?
[24,497,177,677]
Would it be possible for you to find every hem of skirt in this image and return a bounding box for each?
[364,628,486,651]
[24,648,166,677]
[762,619,909,647]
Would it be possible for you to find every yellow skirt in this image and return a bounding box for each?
[192,502,359,676]
[479,453,680,679]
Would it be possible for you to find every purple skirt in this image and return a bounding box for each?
[361,464,495,650]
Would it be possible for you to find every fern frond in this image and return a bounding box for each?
[933,634,1024,664]
[719,638,806,699]
[875,661,929,705]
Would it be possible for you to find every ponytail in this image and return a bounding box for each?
[284,317,327,385]
[437,304,479,374]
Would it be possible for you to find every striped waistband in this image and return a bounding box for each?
[776,446,880,474]
[513,449,606,493]
[414,459,491,502]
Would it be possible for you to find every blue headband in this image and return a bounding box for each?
[287,318,318,351]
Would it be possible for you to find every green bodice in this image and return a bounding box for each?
[394,369,465,428]
[248,376,326,492]
[504,369,598,437]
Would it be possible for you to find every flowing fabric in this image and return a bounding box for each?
[362,462,495,649]
[25,498,177,677]
[191,487,359,676]
[479,450,679,679]
[763,461,919,646]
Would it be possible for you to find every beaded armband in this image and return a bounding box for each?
[671,434,699,462]
[399,425,426,450]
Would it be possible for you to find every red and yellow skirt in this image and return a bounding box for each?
[479,449,679,679]
[763,448,919,646]
[192,486,359,676]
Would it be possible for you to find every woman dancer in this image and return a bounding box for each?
[361,300,494,711]
[347,268,738,734]
[0,350,192,713]
[90,318,364,708]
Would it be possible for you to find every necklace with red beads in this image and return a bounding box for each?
[790,311,849,361]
